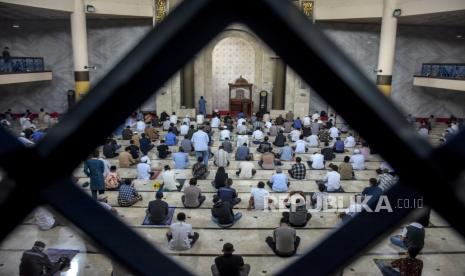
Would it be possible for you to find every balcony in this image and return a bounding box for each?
[413,63,465,92]
[0,57,53,85]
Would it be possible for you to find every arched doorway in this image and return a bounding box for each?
[212,37,255,111]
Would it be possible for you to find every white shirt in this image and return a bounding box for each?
[137,163,151,180]
[237,124,247,134]
[170,115,178,125]
[418,128,428,137]
[294,140,308,153]
[263,114,270,123]
[162,170,178,191]
[163,120,171,130]
[252,130,264,140]
[136,121,146,132]
[34,207,55,230]
[290,129,301,142]
[182,117,190,125]
[307,134,319,147]
[18,137,34,146]
[99,158,111,177]
[196,114,204,125]
[303,116,311,126]
[220,129,231,140]
[312,113,320,121]
[344,136,356,148]
[168,222,194,250]
[180,124,189,136]
[236,135,249,147]
[191,130,209,151]
[251,187,270,210]
[211,117,220,128]
[329,127,339,139]
[350,154,365,170]
[264,121,272,129]
[310,153,325,169]
[323,171,341,191]
[239,162,254,178]
[215,149,229,167]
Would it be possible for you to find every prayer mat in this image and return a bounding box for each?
[142,206,176,226]
[45,248,79,263]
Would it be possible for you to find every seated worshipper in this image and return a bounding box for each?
[236,143,251,161]
[167,212,199,251]
[182,115,191,125]
[268,123,279,137]
[180,122,189,136]
[329,125,339,140]
[157,140,172,159]
[318,126,330,143]
[418,125,429,137]
[162,118,171,131]
[236,134,249,148]
[18,132,35,147]
[273,130,287,147]
[377,169,397,191]
[83,150,105,200]
[275,114,285,125]
[237,121,247,135]
[222,137,234,154]
[119,147,136,168]
[211,243,250,276]
[160,111,169,122]
[186,125,196,139]
[339,156,355,180]
[311,119,320,135]
[192,156,209,179]
[147,191,171,225]
[34,207,57,231]
[117,179,142,207]
[216,178,241,206]
[350,149,365,170]
[308,152,325,170]
[293,117,302,129]
[236,156,257,178]
[122,126,133,140]
[360,142,371,159]
[258,136,273,153]
[165,128,177,146]
[283,120,293,133]
[172,148,189,169]
[266,219,300,257]
[321,142,335,161]
[212,166,228,189]
[252,127,265,143]
[267,168,289,192]
[294,135,309,154]
[259,148,278,170]
[303,115,312,128]
[128,139,140,159]
[333,137,345,153]
[161,165,180,191]
[211,115,221,128]
[312,183,330,211]
[278,144,294,161]
[144,124,159,141]
[170,112,178,125]
[181,135,194,155]
[362,178,383,205]
[214,146,230,167]
[182,178,206,208]
[289,128,301,142]
[390,222,425,250]
[220,126,231,141]
[320,164,342,192]
[344,133,356,148]
[136,119,146,133]
[105,166,121,190]
[131,132,141,147]
[377,246,423,276]
[282,192,311,227]
[137,156,155,180]
[211,197,242,228]
[102,138,120,158]
[306,133,319,148]
[248,181,271,210]
[338,194,368,222]
[139,133,155,155]
[286,110,294,122]
[288,157,306,180]
[19,241,68,276]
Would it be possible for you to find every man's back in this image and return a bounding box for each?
[339,162,353,180]
[169,222,193,250]
[148,199,168,223]
[215,254,244,276]
[184,186,201,207]
[274,226,296,254]
[19,248,53,276]
[261,152,275,169]
[321,147,334,161]
[235,146,249,160]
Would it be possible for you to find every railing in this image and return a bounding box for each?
[418,63,465,79]
[0,57,45,73]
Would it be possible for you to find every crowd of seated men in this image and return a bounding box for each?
[3,107,460,276]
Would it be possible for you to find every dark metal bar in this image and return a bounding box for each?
[40,177,190,276]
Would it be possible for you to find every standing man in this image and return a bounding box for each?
[83,150,105,200]
[2,47,11,72]
[199,96,207,116]
[191,126,210,166]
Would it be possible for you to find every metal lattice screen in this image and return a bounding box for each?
[1,0,465,275]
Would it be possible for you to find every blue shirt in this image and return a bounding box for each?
[235,146,249,160]
[271,173,288,192]
[173,152,189,169]
[279,146,294,161]
[334,140,344,152]
[165,132,177,146]
[362,186,383,205]
[217,187,237,204]
[31,131,44,143]
[293,119,302,129]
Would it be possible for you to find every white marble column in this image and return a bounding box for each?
[70,0,89,100]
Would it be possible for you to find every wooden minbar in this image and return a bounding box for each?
[228,76,253,117]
